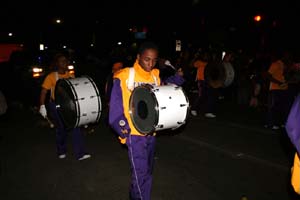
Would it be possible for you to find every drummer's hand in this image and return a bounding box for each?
[177,68,184,76]
[39,105,47,118]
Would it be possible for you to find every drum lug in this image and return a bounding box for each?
[156,124,164,129]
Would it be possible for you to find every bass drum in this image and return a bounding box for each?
[205,62,225,89]
[223,63,235,87]
[55,76,102,129]
[129,84,189,135]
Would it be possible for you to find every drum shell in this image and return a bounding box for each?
[55,76,102,129]
[223,62,235,87]
[129,84,189,135]
[205,62,235,88]
[205,62,225,88]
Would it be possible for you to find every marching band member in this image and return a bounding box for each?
[190,52,209,117]
[39,53,91,161]
[108,42,183,200]
[265,51,291,130]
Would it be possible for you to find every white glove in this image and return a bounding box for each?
[39,105,47,118]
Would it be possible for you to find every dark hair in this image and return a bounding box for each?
[138,41,159,55]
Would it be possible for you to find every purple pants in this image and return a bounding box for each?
[48,102,87,159]
[266,90,292,127]
[126,135,156,200]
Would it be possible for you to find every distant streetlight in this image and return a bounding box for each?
[39,44,44,51]
[55,19,62,24]
[8,32,13,37]
[254,15,262,22]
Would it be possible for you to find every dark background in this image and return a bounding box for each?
[1,0,300,52]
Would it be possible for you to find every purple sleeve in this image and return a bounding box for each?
[108,78,131,138]
[286,94,300,155]
[163,74,185,86]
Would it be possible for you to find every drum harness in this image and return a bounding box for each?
[49,72,60,102]
[126,67,158,91]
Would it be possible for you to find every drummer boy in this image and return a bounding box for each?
[39,53,91,161]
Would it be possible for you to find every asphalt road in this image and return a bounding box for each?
[0,100,300,200]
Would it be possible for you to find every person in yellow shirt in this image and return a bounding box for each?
[109,42,184,200]
[190,52,209,116]
[109,42,160,200]
[265,51,292,130]
[39,53,91,161]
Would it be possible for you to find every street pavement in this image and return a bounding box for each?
[0,99,300,200]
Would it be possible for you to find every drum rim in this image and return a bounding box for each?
[129,84,159,135]
[223,64,235,87]
[176,85,190,127]
[55,78,80,129]
[63,78,81,128]
[84,75,102,123]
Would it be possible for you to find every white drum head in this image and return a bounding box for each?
[223,63,235,87]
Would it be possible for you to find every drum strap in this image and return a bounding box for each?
[127,67,158,91]
[127,67,135,91]
[49,72,59,101]
[55,72,59,82]
[49,72,61,102]
[153,75,158,86]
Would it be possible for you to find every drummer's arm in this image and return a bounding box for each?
[108,79,131,140]
[162,69,185,86]
[39,88,48,106]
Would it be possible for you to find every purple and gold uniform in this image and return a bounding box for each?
[42,71,88,159]
[109,60,160,200]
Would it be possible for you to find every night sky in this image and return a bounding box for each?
[1,0,300,51]
[1,0,299,28]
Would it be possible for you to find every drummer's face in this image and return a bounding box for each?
[137,48,158,72]
[57,56,69,71]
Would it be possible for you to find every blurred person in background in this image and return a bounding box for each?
[264,50,292,130]
[105,60,124,107]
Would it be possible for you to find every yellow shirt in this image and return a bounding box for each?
[268,60,287,90]
[42,71,74,100]
[194,60,207,81]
